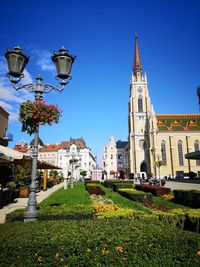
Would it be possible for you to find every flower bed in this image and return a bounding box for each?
[135,184,171,196]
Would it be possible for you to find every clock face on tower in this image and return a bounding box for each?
[137,87,143,93]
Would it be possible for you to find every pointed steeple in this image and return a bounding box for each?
[133,34,142,78]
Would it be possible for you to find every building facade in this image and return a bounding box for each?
[0,106,13,146]
[102,137,128,179]
[128,36,200,178]
[14,138,97,179]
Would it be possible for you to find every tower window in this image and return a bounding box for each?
[178,140,184,166]
[161,140,167,165]
[138,95,143,112]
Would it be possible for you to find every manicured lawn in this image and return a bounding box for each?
[1,182,200,266]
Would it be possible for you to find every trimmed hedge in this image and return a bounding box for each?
[103,180,131,189]
[118,188,153,202]
[112,182,134,192]
[135,184,171,196]
[173,190,200,208]
[0,218,199,266]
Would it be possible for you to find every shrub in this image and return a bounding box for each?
[135,184,171,196]
[118,188,153,202]
[87,187,105,196]
[103,180,122,188]
[185,209,200,233]
[0,219,199,266]
[173,190,200,208]
[112,182,134,192]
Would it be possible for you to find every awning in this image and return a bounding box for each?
[0,145,24,162]
[37,160,62,170]
[185,150,200,160]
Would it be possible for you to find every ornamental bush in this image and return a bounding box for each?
[0,218,199,266]
[19,100,62,135]
[118,188,153,202]
[173,190,200,208]
[112,182,134,192]
[135,184,171,196]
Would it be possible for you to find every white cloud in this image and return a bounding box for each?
[32,49,55,71]
[0,57,34,121]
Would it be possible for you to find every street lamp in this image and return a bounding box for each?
[5,46,75,222]
[65,145,81,189]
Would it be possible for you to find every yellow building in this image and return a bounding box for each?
[0,106,11,147]
[128,37,200,178]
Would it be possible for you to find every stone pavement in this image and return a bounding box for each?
[0,182,64,224]
[165,181,200,191]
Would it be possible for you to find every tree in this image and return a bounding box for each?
[80,170,87,179]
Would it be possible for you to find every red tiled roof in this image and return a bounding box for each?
[39,144,61,152]
[13,145,28,152]
[61,139,86,149]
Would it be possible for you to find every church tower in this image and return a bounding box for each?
[128,35,157,176]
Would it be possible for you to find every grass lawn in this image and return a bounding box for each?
[1,182,200,266]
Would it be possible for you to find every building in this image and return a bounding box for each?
[116,140,129,178]
[0,106,13,146]
[128,36,200,178]
[102,136,128,179]
[14,137,96,179]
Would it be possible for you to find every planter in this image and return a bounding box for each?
[19,187,30,198]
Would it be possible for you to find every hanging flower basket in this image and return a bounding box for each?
[19,100,62,135]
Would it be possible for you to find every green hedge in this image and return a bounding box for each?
[173,190,200,208]
[118,188,153,202]
[112,182,134,192]
[0,218,199,266]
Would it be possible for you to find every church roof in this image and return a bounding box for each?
[133,35,142,73]
[30,137,44,146]
[156,114,200,132]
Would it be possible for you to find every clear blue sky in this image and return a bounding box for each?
[0,0,200,164]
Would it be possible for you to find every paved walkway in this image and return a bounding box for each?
[0,182,64,224]
[165,181,200,191]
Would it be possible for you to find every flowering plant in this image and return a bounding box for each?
[19,100,62,135]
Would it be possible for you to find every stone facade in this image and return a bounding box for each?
[128,37,200,178]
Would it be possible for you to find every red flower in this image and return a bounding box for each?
[33,116,38,119]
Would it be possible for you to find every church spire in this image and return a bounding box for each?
[133,34,142,77]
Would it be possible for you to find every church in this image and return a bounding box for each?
[128,36,200,179]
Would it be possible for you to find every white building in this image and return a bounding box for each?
[102,136,117,179]
[14,137,96,180]
[102,137,129,179]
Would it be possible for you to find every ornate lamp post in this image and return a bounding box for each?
[5,46,75,222]
[65,145,81,189]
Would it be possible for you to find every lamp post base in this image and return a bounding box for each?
[23,209,39,222]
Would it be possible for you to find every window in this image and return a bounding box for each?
[178,140,184,166]
[138,95,143,112]
[161,140,167,165]
[194,140,200,166]
[111,154,113,159]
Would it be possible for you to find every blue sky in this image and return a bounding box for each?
[0,0,200,164]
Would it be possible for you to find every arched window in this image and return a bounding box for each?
[111,154,113,160]
[194,140,200,166]
[178,140,184,166]
[138,95,143,112]
[161,140,167,165]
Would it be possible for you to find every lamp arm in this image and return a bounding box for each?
[42,83,65,93]
[12,83,35,92]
